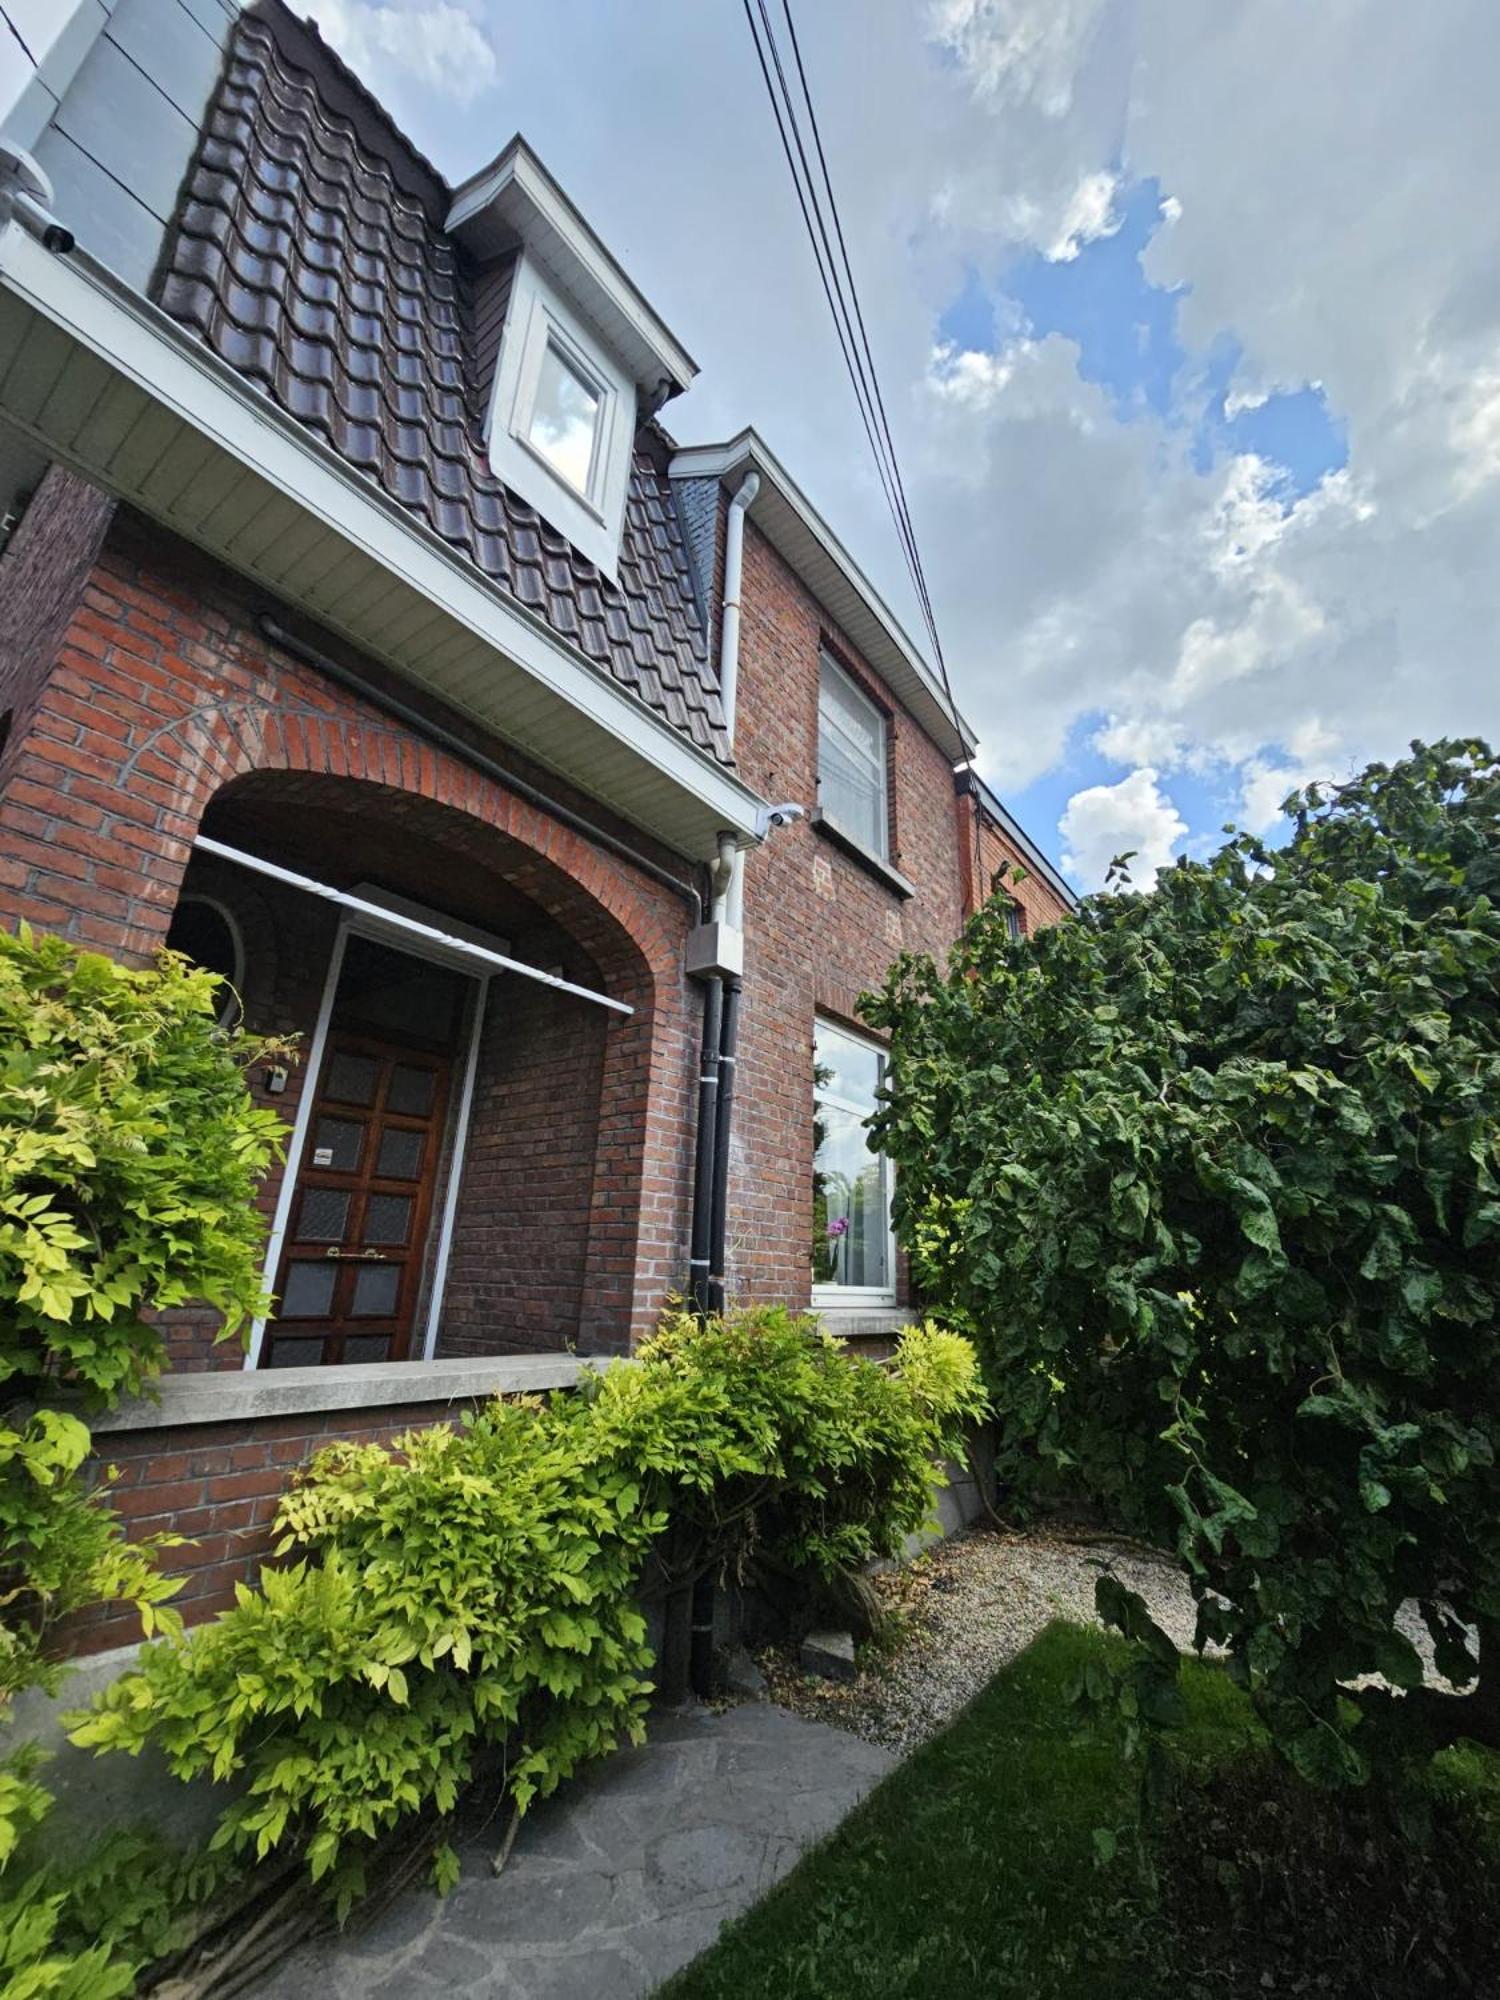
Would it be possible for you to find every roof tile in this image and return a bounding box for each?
[156,2,730,767]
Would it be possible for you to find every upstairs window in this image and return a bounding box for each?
[486,257,633,578]
[817,654,889,861]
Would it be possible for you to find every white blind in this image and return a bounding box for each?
[817,657,888,859]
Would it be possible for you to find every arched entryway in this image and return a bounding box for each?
[159,764,693,1370]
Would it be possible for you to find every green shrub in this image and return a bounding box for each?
[866,739,1500,1782]
[0,923,286,1991]
[73,1308,987,1916]
[1,924,286,1702]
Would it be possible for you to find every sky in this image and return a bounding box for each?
[305,0,1500,893]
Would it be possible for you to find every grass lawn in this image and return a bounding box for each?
[660,1621,1500,2000]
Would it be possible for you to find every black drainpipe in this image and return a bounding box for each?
[706,974,742,1316]
[688,974,723,1318]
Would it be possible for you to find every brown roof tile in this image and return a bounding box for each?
[155,1,731,767]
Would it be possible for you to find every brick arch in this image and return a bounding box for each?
[123,686,680,1004]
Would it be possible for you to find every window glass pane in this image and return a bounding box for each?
[812,1021,891,1293]
[351,1264,400,1317]
[295,1189,350,1242]
[267,1336,327,1368]
[363,1193,413,1245]
[279,1262,336,1318]
[344,1334,391,1363]
[324,1052,377,1106]
[818,661,887,858]
[311,1117,364,1172]
[528,341,600,494]
[387,1064,436,1117]
[814,1019,884,1107]
[812,1103,890,1291]
[376,1128,425,1179]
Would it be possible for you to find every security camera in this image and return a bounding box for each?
[0,145,73,254]
[755,802,807,837]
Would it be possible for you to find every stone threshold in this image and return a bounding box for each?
[93,1353,612,1433]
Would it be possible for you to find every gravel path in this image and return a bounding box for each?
[759,1524,1200,1754]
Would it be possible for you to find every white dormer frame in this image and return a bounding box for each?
[486,255,633,577]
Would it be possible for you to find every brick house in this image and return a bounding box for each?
[0,0,1072,1648]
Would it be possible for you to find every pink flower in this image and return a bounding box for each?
[826,1217,849,1237]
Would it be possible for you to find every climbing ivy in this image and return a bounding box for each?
[865,740,1500,1783]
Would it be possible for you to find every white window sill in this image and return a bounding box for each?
[92,1354,613,1433]
[815,1306,910,1340]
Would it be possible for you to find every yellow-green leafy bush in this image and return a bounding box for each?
[75,1308,987,1915]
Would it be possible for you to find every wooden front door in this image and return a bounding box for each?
[267,1031,452,1366]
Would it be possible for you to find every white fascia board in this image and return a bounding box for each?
[0,224,763,850]
[669,428,978,762]
[447,136,697,397]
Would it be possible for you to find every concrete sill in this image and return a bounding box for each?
[809,811,915,900]
[816,1308,913,1341]
[92,1354,610,1433]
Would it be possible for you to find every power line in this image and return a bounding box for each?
[741,0,964,725]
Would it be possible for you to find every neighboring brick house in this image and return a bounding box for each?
[0,0,1072,1647]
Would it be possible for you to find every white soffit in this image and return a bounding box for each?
[0,223,764,859]
[447,137,697,399]
[668,429,978,763]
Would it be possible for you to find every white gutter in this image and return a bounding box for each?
[194,835,633,1015]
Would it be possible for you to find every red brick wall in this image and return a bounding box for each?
[959,790,1075,933]
[725,521,973,1311]
[71,1401,497,1655]
[0,481,702,1357]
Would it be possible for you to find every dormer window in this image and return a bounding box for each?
[486,258,632,575]
[447,139,698,583]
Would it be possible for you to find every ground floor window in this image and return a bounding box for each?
[811,1016,894,1305]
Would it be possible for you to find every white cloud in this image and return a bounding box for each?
[928,0,1111,118]
[1045,170,1121,261]
[1060,767,1187,891]
[307,0,497,107]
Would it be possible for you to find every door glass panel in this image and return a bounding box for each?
[376,1127,424,1179]
[343,1333,391,1363]
[363,1193,413,1245]
[295,1188,351,1242]
[311,1116,364,1172]
[280,1262,337,1317]
[387,1064,436,1116]
[351,1264,400,1317]
[324,1051,378,1106]
[267,1336,327,1367]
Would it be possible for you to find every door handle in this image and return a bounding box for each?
[324,1248,389,1261]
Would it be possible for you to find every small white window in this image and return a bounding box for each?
[486,256,632,577]
[812,1017,895,1305]
[528,340,602,495]
[817,654,889,861]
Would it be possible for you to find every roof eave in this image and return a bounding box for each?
[0,223,763,861]
[668,428,978,763]
[957,767,1077,909]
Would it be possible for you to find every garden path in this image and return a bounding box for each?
[251,1699,894,2000]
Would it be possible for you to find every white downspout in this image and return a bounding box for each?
[719,469,760,741]
[720,470,759,930]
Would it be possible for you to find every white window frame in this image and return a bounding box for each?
[811,1016,896,1308]
[486,255,633,579]
[816,652,891,862]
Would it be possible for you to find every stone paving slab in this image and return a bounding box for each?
[252,1701,896,2000]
